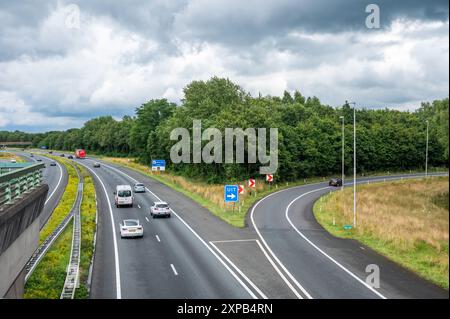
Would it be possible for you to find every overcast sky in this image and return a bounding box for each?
[0,0,448,132]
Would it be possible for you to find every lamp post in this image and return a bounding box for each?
[425,120,429,178]
[348,101,357,228]
[339,116,345,191]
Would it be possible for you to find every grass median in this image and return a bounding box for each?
[314,176,449,289]
[25,157,97,298]
[24,156,78,298]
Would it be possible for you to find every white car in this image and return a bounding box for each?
[150,202,171,218]
[120,219,143,238]
[10,158,17,163]
[133,183,146,193]
[114,185,134,208]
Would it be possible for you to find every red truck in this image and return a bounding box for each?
[75,149,86,159]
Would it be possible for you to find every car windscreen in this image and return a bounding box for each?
[135,184,144,187]
[118,190,132,197]
[156,204,169,208]
[124,220,139,226]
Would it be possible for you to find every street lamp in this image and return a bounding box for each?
[339,116,345,191]
[347,101,357,228]
[425,120,429,178]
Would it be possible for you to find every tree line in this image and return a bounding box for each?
[1,77,448,182]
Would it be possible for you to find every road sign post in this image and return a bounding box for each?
[266,174,273,191]
[152,159,166,172]
[224,185,239,203]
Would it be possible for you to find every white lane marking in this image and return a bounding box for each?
[44,159,64,205]
[145,217,150,223]
[210,239,258,244]
[15,152,63,206]
[210,241,268,299]
[156,235,161,242]
[75,160,122,299]
[170,264,178,276]
[95,160,258,299]
[138,204,141,209]
[284,187,387,299]
[250,193,312,299]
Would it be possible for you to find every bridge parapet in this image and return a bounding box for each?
[0,163,45,207]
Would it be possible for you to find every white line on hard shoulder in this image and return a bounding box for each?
[284,186,387,299]
[75,160,122,299]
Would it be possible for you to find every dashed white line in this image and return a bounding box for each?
[138,204,141,209]
[155,235,161,242]
[96,160,258,299]
[170,264,178,276]
[145,217,150,223]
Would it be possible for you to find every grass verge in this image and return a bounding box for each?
[24,156,79,298]
[313,177,449,289]
[74,163,97,299]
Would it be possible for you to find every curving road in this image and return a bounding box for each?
[73,157,254,299]
[250,173,449,299]
[10,151,68,229]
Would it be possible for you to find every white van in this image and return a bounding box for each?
[114,185,134,208]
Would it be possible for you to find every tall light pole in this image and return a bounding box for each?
[348,101,357,228]
[425,120,429,178]
[339,116,345,191]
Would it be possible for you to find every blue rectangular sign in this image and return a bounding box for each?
[152,159,166,171]
[224,185,239,203]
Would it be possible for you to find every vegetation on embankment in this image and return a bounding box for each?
[24,221,73,299]
[102,157,446,228]
[25,157,97,298]
[1,79,448,184]
[38,156,78,243]
[313,177,449,289]
[24,156,78,298]
[74,163,97,299]
[0,151,26,163]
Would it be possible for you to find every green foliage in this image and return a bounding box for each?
[3,79,448,183]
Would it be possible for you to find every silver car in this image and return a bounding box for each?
[133,183,146,193]
[150,202,171,218]
[120,219,143,238]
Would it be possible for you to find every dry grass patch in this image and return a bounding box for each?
[314,177,449,289]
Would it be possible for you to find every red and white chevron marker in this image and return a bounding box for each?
[266,174,273,182]
[248,179,256,188]
[238,185,245,194]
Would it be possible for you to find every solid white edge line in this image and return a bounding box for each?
[76,160,122,299]
[45,158,63,205]
[285,186,388,299]
[96,160,258,299]
[209,241,268,299]
[250,192,312,299]
[170,264,178,276]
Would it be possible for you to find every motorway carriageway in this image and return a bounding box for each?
[74,157,253,299]
[32,151,450,299]
[15,151,68,229]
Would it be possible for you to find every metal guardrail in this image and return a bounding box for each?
[0,163,45,208]
[60,181,83,299]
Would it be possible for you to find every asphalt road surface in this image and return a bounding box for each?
[74,157,253,299]
[12,151,68,229]
[31,151,449,299]
[250,173,449,299]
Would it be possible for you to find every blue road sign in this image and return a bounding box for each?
[224,185,239,203]
[152,159,166,171]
